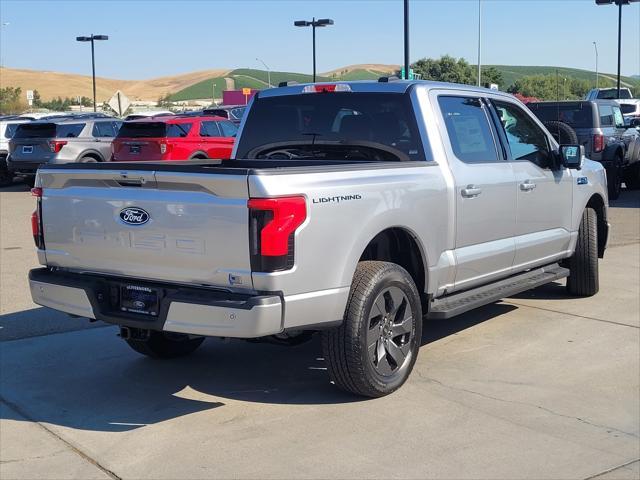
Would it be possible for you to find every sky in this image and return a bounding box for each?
[0,0,638,79]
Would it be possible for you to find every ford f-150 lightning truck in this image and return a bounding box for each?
[28,80,609,397]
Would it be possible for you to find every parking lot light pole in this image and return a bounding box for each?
[294,18,334,82]
[256,57,271,88]
[404,0,410,80]
[595,0,639,98]
[477,0,482,86]
[593,41,599,88]
[76,34,108,112]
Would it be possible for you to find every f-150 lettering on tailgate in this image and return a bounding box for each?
[72,228,205,254]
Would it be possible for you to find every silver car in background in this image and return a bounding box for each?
[7,116,122,185]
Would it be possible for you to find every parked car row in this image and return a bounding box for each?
[528,99,640,199]
[0,108,243,187]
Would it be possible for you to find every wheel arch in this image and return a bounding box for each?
[77,149,104,162]
[585,193,607,258]
[189,151,208,160]
[357,227,429,305]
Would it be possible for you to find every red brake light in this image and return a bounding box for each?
[302,84,352,93]
[31,211,40,238]
[48,140,67,153]
[31,187,42,197]
[248,196,306,271]
[593,134,604,153]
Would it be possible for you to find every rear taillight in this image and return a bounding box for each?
[30,187,45,249]
[48,140,67,153]
[248,196,307,272]
[160,142,172,155]
[593,134,604,153]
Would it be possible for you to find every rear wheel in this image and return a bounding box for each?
[607,155,623,200]
[566,208,599,297]
[321,261,422,398]
[79,156,99,163]
[125,331,205,359]
[24,176,35,188]
[0,160,12,187]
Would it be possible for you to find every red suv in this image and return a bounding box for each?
[112,115,237,161]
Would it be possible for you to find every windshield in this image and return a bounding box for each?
[235,92,427,161]
[597,89,632,100]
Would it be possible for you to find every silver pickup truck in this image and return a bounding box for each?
[28,80,609,397]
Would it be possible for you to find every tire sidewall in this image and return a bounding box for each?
[355,267,423,394]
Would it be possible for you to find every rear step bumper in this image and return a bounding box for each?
[29,268,283,338]
[427,263,570,320]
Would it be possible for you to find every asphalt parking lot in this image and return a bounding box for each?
[1,181,639,480]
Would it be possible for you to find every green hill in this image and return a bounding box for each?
[168,65,640,101]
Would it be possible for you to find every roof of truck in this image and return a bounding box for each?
[258,79,510,99]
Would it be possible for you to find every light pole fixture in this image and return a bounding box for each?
[477,0,482,86]
[76,34,109,112]
[594,0,639,98]
[593,41,599,89]
[256,57,272,88]
[294,18,334,82]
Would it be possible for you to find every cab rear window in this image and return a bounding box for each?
[528,104,594,128]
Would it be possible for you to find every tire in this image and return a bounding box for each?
[24,177,35,188]
[125,331,205,359]
[622,163,640,190]
[566,208,599,297]
[607,154,623,200]
[79,156,99,163]
[543,121,579,145]
[0,167,12,187]
[321,261,423,398]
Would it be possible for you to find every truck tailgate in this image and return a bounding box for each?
[38,167,252,289]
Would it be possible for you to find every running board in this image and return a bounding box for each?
[427,263,569,320]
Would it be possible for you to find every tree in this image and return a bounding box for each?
[477,66,503,88]
[507,75,562,100]
[410,55,475,85]
[0,86,26,114]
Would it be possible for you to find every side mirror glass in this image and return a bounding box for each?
[559,145,584,170]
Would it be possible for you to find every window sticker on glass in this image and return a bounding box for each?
[450,116,489,154]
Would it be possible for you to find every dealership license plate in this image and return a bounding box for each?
[129,145,141,154]
[22,146,33,154]
[120,285,159,316]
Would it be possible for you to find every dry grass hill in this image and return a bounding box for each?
[0,67,231,102]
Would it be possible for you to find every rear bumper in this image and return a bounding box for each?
[7,159,46,175]
[29,268,283,338]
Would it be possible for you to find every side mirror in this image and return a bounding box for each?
[559,145,585,170]
[630,118,640,129]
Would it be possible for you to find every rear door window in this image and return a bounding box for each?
[218,120,238,137]
[166,123,192,138]
[438,96,499,163]
[4,123,22,138]
[599,105,614,126]
[199,121,221,137]
[92,121,118,137]
[56,123,85,138]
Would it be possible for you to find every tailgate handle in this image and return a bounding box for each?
[114,176,147,187]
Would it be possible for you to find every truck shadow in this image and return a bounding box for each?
[0,302,516,433]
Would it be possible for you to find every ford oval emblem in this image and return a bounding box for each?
[119,207,150,226]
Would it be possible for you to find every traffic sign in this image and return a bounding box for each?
[400,67,415,80]
[26,90,34,100]
[242,88,251,96]
[108,90,130,116]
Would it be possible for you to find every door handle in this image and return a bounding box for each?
[520,181,537,191]
[461,185,482,198]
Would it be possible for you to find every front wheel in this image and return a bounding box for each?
[321,261,422,398]
[125,331,205,359]
[566,208,599,297]
[607,155,623,200]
